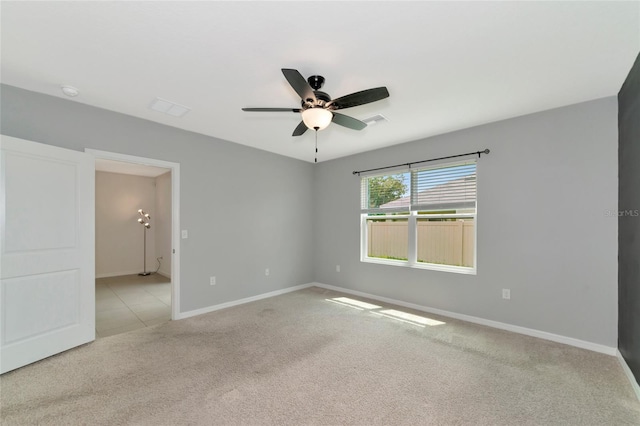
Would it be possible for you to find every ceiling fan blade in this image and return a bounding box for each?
[292,121,308,136]
[332,112,367,130]
[282,69,317,103]
[242,107,302,112]
[329,87,389,110]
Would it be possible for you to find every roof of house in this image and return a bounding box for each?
[380,174,476,210]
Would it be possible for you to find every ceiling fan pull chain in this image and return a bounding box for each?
[314,127,319,163]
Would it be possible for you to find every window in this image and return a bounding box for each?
[360,160,477,274]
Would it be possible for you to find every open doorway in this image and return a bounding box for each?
[87,150,180,338]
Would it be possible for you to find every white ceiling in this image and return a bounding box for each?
[2,2,639,163]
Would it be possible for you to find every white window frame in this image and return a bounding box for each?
[360,160,477,275]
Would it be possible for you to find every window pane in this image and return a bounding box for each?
[366,218,408,261]
[417,218,474,267]
[413,162,476,212]
[361,173,410,213]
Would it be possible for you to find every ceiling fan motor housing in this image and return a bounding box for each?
[302,90,331,109]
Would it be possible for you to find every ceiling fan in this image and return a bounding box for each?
[242,69,389,136]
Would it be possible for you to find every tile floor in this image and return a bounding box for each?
[96,274,171,338]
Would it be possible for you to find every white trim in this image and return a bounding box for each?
[411,262,476,275]
[175,283,314,320]
[616,350,640,402]
[312,282,617,356]
[85,149,181,320]
[361,256,409,268]
[86,149,179,170]
[361,253,477,275]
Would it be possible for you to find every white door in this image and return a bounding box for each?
[1,135,95,374]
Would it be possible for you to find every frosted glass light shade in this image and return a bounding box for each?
[301,108,333,130]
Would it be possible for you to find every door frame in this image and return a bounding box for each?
[86,149,180,320]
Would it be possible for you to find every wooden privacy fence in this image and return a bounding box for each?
[367,220,474,267]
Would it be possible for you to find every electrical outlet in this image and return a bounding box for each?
[265,268,269,276]
[336,265,341,272]
[502,289,510,300]
[210,276,216,286]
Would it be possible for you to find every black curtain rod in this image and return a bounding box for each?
[352,149,490,176]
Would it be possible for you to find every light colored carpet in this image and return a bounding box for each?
[1,286,639,425]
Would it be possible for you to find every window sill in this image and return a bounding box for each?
[361,257,476,275]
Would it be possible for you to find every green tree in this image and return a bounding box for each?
[368,174,407,208]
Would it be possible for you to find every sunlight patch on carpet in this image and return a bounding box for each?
[325,299,365,310]
[330,297,381,310]
[325,296,445,327]
[378,309,446,326]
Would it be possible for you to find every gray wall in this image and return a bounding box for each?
[95,171,158,278]
[618,53,640,380]
[1,84,315,313]
[314,97,618,347]
[1,84,620,348]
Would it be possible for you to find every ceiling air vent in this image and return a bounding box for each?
[362,114,388,126]
[149,97,191,117]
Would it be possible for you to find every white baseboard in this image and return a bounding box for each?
[156,270,171,279]
[616,350,640,402]
[173,281,617,357]
[96,270,169,279]
[175,283,314,320]
[312,282,617,356]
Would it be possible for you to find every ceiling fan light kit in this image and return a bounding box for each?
[301,107,333,131]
